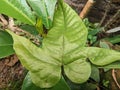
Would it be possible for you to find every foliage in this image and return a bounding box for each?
[83,18,103,45]
[0,0,120,90]
[0,0,35,25]
[0,30,14,58]
[27,0,57,29]
[7,0,120,89]
[22,72,70,90]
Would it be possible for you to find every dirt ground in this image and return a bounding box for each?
[0,55,26,90]
[0,0,120,90]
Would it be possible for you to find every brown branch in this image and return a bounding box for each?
[79,0,95,19]
[112,69,120,89]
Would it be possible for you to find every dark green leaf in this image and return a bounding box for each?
[104,35,120,44]
[22,72,70,90]
[20,25,39,35]
[0,31,14,58]
[90,65,100,82]
[80,82,97,90]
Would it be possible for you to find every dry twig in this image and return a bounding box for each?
[79,0,95,19]
[112,69,120,89]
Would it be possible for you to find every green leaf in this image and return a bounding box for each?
[90,65,100,82]
[22,72,42,90]
[7,1,88,88]
[80,82,97,90]
[0,31,14,58]
[84,47,120,66]
[99,41,110,49]
[22,72,70,90]
[99,61,120,69]
[27,0,57,29]
[0,0,35,25]
[104,35,120,44]
[20,25,39,35]
[7,0,120,89]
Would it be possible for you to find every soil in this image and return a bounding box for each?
[0,55,26,90]
[0,0,120,90]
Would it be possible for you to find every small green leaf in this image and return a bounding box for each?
[35,18,45,36]
[20,25,39,35]
[27,0,57,29]
[0,0,35,25]
[100,41,110,49]
[90,65,100,82]
[104,35,120,44]
[0,31,14,58]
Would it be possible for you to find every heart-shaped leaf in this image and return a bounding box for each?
[0,0,35,25]
[27,0,57,29]
[0,31,14,58]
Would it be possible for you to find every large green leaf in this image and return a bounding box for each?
[0,0,35,25]
[0,31,14,58]
[27,0,57,29]
[7,1,88,88]
[7,0,120,89]
[22,72,70,90]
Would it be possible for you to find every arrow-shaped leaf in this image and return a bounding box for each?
[7,1,88,88]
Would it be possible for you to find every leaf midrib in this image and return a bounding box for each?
[60,2,68,65]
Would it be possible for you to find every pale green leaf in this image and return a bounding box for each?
[0,0,35,25]
[99,61,120,69]
[7,0,120,88]
[7,30,61,88]
[64,60,91,83]
[84,47,120,66]
[27,0,57,29]
[7,1,88,88]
